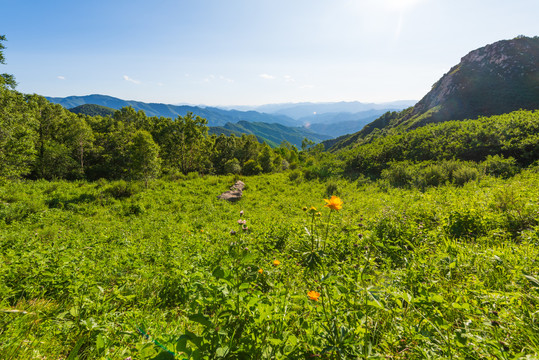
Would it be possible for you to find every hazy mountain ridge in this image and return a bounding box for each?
[328,36,539,151]
[46,94,300,127]
[61,98,330,148]
[48,95,416,138]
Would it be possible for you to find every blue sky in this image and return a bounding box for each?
[2,0,538,106]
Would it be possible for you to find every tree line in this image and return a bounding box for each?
[0,87,304,182]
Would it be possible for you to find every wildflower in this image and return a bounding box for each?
[240,210,244,216]
[273,259,281,266]
[238,219,246,225]
[230,230,236,235]
[242,225,248,231]
[307,290,321,301]
[324,195,343,211]
[302,206,308,211]
[258,268,263,274]
[307,206,318,214]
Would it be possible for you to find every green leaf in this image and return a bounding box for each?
[212,266,225,279]
[524,274,539,287]
[189,313,213,329]
[216,346,229,357]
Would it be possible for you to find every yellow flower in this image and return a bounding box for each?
[307,290,321,301]
[324,196,343,211]
[307,206,318,215]
[258,268,263,274]
[273,259,281,266]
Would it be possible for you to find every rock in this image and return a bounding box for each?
[218,181,245,202]
[230,180,245,191]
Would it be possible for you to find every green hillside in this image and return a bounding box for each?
[68,104,116,117]
[338,110,539,176]
[210,121,331,148]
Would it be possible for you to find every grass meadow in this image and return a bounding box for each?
[1,171,539,359]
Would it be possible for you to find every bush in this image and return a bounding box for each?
[445,208,488,239]
[224,158,241,175]
[325,182,340,197]
[288,169,302,182]
[482,155,518,178]
[452,165,479,186]
[418,164,448,187]
[243,159,262,175]
[104,180,142,199]
[381,162,414,187]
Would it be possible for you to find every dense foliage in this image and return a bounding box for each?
[0,87,303,181]
[340,110,539,177]
[1,172,539,359]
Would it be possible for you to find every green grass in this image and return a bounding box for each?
[1,171,538,359]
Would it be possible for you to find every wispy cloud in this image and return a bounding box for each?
[203,74,216,83]
[123,75,141,84]
[57,76,65,80]
[283,75,295,82]
[259,73,275,80]
[219,75,234,83]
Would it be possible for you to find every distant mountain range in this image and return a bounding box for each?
[47,94,300,127]
[47,95,415,139]
[328,36,539,151]
[61,98,331,148]
[218,100,416,118]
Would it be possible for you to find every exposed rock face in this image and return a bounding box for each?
[218,181,245,202]
[409,36,539,127]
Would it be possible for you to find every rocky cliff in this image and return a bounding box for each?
[407,36,539,128]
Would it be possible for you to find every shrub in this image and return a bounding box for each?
[482,155,518,178]
[419,163,448,187]
[243,159,262,175]
[104,180,142,199]
[452,165,479,186]
[288,169,302,182]
[445,208,488,239]
[223,158,241,175]
[381,162,413,187]
[325,182,340,197]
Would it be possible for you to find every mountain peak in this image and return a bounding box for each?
[405,36,539,127]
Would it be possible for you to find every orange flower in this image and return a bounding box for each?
[324,196,343,211]
[307,290,321,301]
[273,259,281,266]
[258,268,263,274]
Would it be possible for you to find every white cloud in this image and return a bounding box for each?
[203,75,216,83]
[219,75,234,83]
[283,75,295,82]
[259,73,275,80]
[123,75,141,84]
[57,76,65,80]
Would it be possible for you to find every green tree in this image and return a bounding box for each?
[0,34,17,89]
[129,130,161,187]
[0,87,37,178]
[62,115,94,176]
[258,143,274,173]
[160,113,209,174]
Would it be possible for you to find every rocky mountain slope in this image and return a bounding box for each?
[329,36,539,150]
